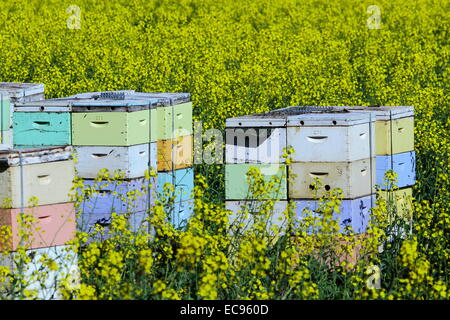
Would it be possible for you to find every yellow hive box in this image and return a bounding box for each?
[377,187,413,221]
[157,134,193,172]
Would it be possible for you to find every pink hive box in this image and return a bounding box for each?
[0,202,76,251]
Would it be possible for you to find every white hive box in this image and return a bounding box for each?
[225,115,287,164]
[289,158,376,199]
[0,146,74,208]
[0,82,45,104]
[286,110,375,162]
[0,244,79,300]
[328,106,414,155]
[74,143,157,179]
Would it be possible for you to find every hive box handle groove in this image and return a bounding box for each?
[307,136,328,143]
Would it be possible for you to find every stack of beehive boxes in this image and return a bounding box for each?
[12,89,194,232]
[225,106,380,234]
[0,83,45,149]
[331,106,415,219]
[131,92,194,228]
[0,146,78,299]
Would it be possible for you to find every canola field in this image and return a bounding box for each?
[0,0,449,299]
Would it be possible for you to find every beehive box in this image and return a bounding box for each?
[77,209,150,236]
[286,111,375,162]
[0,147,74,208]
[225,115,287,164]
[0,95,11,132]
[157,135,193,172]
[294,194,375,234]
[157,167,194,203]
[0,202,76,251]
[71,100,159,146]
[289,158,376,199]
[13,112,71,147]
[0,82,45,104]
[129,92,192,140]
[225,163,287,200]
[329,106,414,155]
[376,151,416,189]
[378,187,413,220]
[225,200,287,235]
[0,244,79,300]
[80,177,157,215]
[74,143,157,179]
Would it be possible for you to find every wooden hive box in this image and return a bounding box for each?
[226,200,288,235]
[294,194,375,234]
[289,158,376,199]
[225,163,287,200]
[0,82,45,104]
[79,176,157,215]
[377,187,413,221]
[329,106,414,155]
[157,167,194,203]
[0,202,76,251]
[286,110,375,162]
[130,92,192,140]
[225,115,287,164]
[0,244,79,299]
[0,94,11,132]
[0,146,74,208]
[13,99,73,147]
[74,143,157,179]
[376,151,416,189]
[157,135,193,172]
[71,98,162,146]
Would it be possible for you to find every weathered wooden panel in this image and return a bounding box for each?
[225,163,287,200]
[74,143,157,179]
[294,195,375,234]
[72,110,153,145]
[0,146,72,166]
[0,82,45,99]
[157,167,194,203]
[0,160,75,208]
[0,202,76,251]
[157,135,193,172]
[14,99,73,112]
[80,177,157,215]
[287,122,375,162]
[13,112,71,147]
[376,151,415,189]
[289,158,376,199]
[0,244,79,299]
[225,127,287,164]
[0,130,12,147]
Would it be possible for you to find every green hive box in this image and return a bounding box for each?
[156,102,193,140]
[126,92,192,141]
[71,98,161,146]
[225,163,287,200]
[0,98,11,132]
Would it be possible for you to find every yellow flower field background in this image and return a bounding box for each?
[0,0,449,299]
